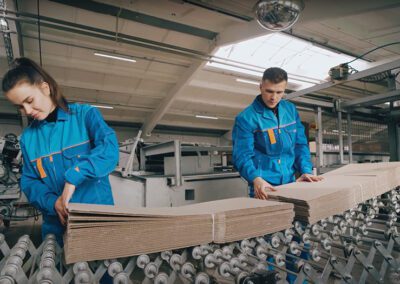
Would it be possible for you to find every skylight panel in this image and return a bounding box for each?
[207,32,368,90]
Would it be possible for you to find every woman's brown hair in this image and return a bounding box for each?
[2,57,69,112]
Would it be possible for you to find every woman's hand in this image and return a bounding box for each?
[54,197,67,226]
[55,182,76,226]
[253,177,276,200]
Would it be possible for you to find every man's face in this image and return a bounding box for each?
[260,79,287,109]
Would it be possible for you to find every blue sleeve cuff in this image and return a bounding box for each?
[65,168,86,186]
[248,172,259,184]
[301,168,313,175]
[47,195,58,216]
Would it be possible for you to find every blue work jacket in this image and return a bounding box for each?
[232,96,312,194]
[20,103,119,244]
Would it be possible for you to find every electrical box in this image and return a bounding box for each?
[329,63,349,80]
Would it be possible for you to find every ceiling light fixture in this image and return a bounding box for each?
[236,78,260,85]
[195,115,219,120]
[94,52,136,63]
[91,104,114,109]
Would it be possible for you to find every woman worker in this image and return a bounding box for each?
[2,57,119,245]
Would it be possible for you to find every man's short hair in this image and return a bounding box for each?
[262,67,288,83]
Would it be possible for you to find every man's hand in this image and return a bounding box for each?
[54,197,67,226]
[253,177,276,200]
[296,173,324,182]
[61,182,76,209]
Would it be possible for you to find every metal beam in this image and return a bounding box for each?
[21,34,190,69]
[286,58,400,100]
[49,0,218,40]
[191,76,335,108]
[315,107,323,172]
[189,75,382,116]
[347,113,353,163]
[182,0,252,22]
[341,89,400,109]
[140,140,182,186]
[141,59,206,136]
[2,11,210,60]
[338,111,344,164]
[181,145,232,152]
[388,119,400,161]
[290,97,334,108]
[141,141,176,157]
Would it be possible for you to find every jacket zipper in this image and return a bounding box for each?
[277,114,283,184]
[48,122,60,194]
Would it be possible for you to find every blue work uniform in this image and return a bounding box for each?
[233,96,312,283]
[232,95,312,196]
[19,103,119,245]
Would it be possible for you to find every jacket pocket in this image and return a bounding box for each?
[283,126,297,151]
[254,131,267,153]
[264,130,280,156]
[255,129,280,156]
[62,142,91,167]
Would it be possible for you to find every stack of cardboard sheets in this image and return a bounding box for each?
[64,198,294,263]
[268,162,400,224]
[323,162,400,198]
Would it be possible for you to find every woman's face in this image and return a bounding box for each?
[6,82,55,121]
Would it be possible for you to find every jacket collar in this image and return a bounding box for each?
[57,107,69,121]
[252,95,278,121]
[252,95,287,124]
[31,105,70,127]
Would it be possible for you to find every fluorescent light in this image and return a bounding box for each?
[236,78,259,85]
[94,52,136,63]
[92,104,114,109]
[195,115,219,120]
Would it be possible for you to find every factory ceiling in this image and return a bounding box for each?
[0,0,399,135]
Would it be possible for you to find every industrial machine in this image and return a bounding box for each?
[112,139,248,208]
[0,133,20,197]
[0,134,38,227]
[0,187,399,283]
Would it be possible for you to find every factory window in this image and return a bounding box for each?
[207,32,368,90]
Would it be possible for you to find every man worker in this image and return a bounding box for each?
[232,67,322,200]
